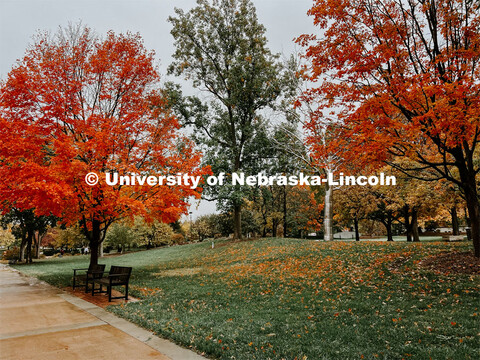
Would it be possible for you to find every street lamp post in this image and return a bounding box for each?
[189,211,193,240]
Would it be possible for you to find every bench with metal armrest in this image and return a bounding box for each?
[72,264,106,292]
[91,265,132,302]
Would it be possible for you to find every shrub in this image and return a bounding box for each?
[171,233,185,245]
[42,248,59,256]
[2,247,19,260]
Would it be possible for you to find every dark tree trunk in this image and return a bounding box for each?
[411,208,420,242]
[90,242,99,266]
[83,219,102,267]
[232,155,243,240]
[25,230,34,263]
[404,205,412,242]
[456,157,480,257]
[464,186,480,257]
[34,232,40,259]
[261,210,268,238]
[450,206,459,235]
[386,211,394,242]
[468,203,480,258]
[354,215,360,241]
[272,219,278,238]
[233,204,242,240]
[283,185,288,238]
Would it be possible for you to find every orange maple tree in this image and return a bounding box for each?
[0,26,209,265]
[288,185,324,235]
[297,0,480,256]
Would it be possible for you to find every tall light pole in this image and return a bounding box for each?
[189,211,193,240]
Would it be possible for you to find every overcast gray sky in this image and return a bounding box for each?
[0,0,317,218]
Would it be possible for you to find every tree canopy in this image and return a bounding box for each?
[168,0,292,239]
[0,25,208,265]
[297,0,480,256]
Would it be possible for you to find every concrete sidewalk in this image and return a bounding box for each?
[0,265,207,360]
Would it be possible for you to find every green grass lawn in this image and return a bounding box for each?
[14,239,479,359]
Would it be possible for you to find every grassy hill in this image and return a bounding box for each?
[14,238,480,359]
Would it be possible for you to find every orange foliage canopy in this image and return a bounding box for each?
[297,0,480,256]
[297,0,479,165]
[0,27,209,262]
[289,186,324,233]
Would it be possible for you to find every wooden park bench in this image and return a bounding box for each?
[72,264,106,292]
[91,265,132,302]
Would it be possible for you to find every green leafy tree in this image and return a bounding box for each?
[105,223,136,253]
[0,209,56,262]
[0,222,17,249]
[132,217,174,247]
[54,224,88,251]
[191,215,216,241]
[168,0,291,239]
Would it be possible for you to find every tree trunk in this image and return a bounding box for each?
[283,185,288,238]
[457,159,479,257]
[233,204,242,239]
[272,219,278,238]
[354,215,360,241]
[19,236,27,262]
[90,243,99,266]
[33,231,42,259]
[411,208,420,242]
[467,200,480,258]
[24,230,34,263]
[450,206,459,235]
[386,211,393,241]
[261,210,268,238]
[404,205,412,242]
[464,207,471,227]
[34,232,40,259]
[324,181,333,241]
[464,185,480,257]
[86,220,102,266]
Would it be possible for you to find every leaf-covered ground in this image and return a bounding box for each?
[15,239,480,359]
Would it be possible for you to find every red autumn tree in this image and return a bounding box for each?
[0,25,209,265]
[288,185,324,236]
[297,0,480,256]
